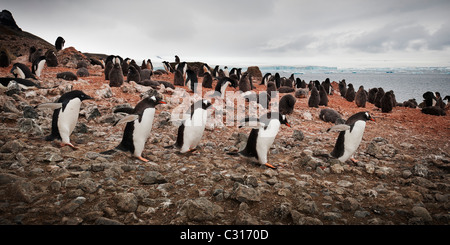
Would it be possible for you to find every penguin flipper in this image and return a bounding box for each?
[238,117,265,128]
[114,114,139,126]
[113,107,134,114]
[326,124,350,133]
[35,102,63,110]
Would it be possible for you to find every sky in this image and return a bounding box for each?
[3,0,450,68]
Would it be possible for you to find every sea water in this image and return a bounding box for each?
[259,69,450,103]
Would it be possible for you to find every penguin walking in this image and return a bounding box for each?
[101,93,166,162]
[327,111,375,163]
[10,63,36,79]
[36,90,93,149]
[227,112,291,169]
[32,56,46,78]
[172,99,213,153]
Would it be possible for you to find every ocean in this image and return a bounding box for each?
[258,67,450,103]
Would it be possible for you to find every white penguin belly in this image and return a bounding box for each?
[255,121,280,165]
[57,98,81,144]
[132,108,155,157]
[181,108,207,152]
[339,121,366,162]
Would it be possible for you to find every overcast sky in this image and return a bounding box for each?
[3,0,450,68]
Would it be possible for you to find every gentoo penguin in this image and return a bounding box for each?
[57,71,78,81]
[279,94,296,115]
[339,80,347,98]
[173,99,213,153]
[55,36,65,51]
[202,71,213,88]
[126,65,141,83]
[328,111,375,163]
[175,62,187,77]
[238,72,251,93]
[10,63,36,79]
[163,61,174,73]
[319,108,344,124]
[185,69,198,93]
[319,85,328,106]
[355,86,367,108]
[104,61,113,80]
[101,93,166,162]
[367,88,378,104]
[45,50,58,67]
[261,73,272,86]
[0,77,41,90]
[308,85,320,108]
[36,90,93,149]
[381,91,394,113]
[227,112,291,169]
[109,63,124,87]
[31,55,46,78]
[345,83,355,102]
[0,50,10,67]
[174,69,184,86]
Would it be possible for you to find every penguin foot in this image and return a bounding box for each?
[264,163,277,169]
[137,156,149,162]
[188,148,197,153]
[350,158,359,164]
[60,142,78,150]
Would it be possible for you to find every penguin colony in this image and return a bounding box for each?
[1,38,448,169]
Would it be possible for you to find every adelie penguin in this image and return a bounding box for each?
[185,69,198,93]
[10,63,36,79]
[36,90,93,149]
[168,99,214,153]
[55,36,65,51]
[327,111,375,163]
[213,77,235,98]
[227,112,291,169]
[31,55,46,78]
[101,92,166,162]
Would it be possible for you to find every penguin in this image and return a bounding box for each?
[57,71,78,81]
[422,91,437,107]
[355,86,367,108]
[104,61,113,80]
[227,112,291,169]
[76,67,89,77]
[339,80,347,98]
[146,59,153,71]
[319,108,344,124]
[0,50,10,67]
[173,99,213,153]
[279,94,296,115]
[185,69,198,93]
[278,86,295,93]
[175,55,180,64]
[31,56,46,78]
[266,81,277,97]
[374,88,385,108]
[45,50,58,67]
[261,73,272,86]
[101,93,166,162]
[175,62,187,77]
[367,88,378,104]
[174,69,185,86]
[223,66,229,77]
[158,80,175,89]
[274,73,281,88]
[243,91,271,110]
[202,71,213,88]
[328,111,375,163]
[238,72,251,93]
[29,46,36,62]
[109,63,124,87]
[345,83,355,102]
[319,85,328,106]
[126,65,141,83]
[0,77,41,90]
[322,78,332,95]
[36,90,93,149]
[402,98,418,108]
[214,77,235,98]
[55,36,65,51]
[212,65,219,78]
[381,91,394,113]
[421,106,446,116]
[10,63,36,79]
[163,61,174,73]
[30,48,43,64]
[308,85,320,108]
[121,58,130,76]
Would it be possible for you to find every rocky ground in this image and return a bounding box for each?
[0,56,449,226]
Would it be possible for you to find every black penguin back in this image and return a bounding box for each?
[308,86,320,108]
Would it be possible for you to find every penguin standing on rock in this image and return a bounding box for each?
[169,99,214,153]
[327,111,375,163]
[227,112,291,169]
[36,90,93,149]
[55,36,65,51]
[11,63,36,79]
[101,92,166,162]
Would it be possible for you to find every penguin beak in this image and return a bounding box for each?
[285,123,291,127]
[370,118,375,122]
[159,101,167,104]
[85,95,94,100]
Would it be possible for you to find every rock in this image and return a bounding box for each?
[139,171,167,185]
[22,106,38,118]
[342,197,359,211]
[292,130,304,141]
[17,118,43,136]
[246,66,262,78]
[231,183,261,203]
[94,217,124,225]
[0,139,25,153]
[331,164,344,174]
[115,193,138,212]
[412,206,432,222]
[413,164,429,177]
[178,197,224,222]
[337,180,353,188]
